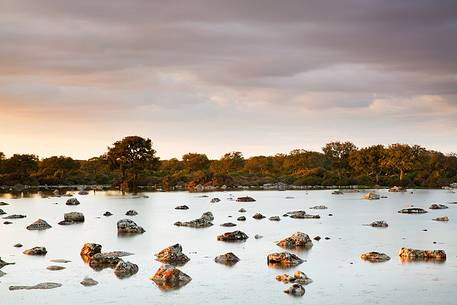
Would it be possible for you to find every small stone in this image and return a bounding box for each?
[9,282,62,291]
[220,222,237,227]
[23,246,47,256]
[238,208,246,213]
[236,196,256,202]
[47,265,66,271]
[80,277,98,287]
[66,198,80,205]
[103,211,113,216]
[252,213,266,219]
[237,216,246,221]
[175,205,189,210]
[14,243,23,248]
[125,210,138,216]
[254,234,263,239]
[269,216,280,221]
[214,252,240,266]
[314,236,321,241]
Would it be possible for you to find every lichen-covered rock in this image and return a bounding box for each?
[66,198,80,205]
[360,252,391,262]
[214,252,240,266]
[9,282,62,291]
[398,207,428,214]
[155,244,190,265]
[59,212,85,225]
[23,247,47,256]
[220,222,237,227]
[252,213,266,219]
[236,196,256,202]
[283,283,305,296]
[429,204,448,210]
[267,252,304,267]
[217,230,249,242]
[277,232,313,249]
[362,192,380,200]
[150,264,192,290]
[174,212,213,228]
[113,260,139,279]
[433,216,449,222]
[125,210,138,216]
[269,216,280,221]
[175,205,189,210]
[368,221,388,228]
[26,219,52,230]
[80,277,98,287]
[3,214,26,219]
[117,219,145,234]
[398,248,446,261]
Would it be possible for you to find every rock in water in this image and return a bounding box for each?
[269,216,280,221]
[150,264,192,290]
[89,253,122,270]
[3,214,26,219]
[174,212,214,228]
[50,259,71,263]
[66,198,80,205]
[23,247,47,256]
[429,204,448,210]
[59,212,85,225]
[360,252,391,262]
[368,221,388,228]
[267,252,304,267]
[237,216,246,221]
[433,216,449,222]
[103,211,113,216]
[117,219,145,234]
[236,196,256,202]
[220,222,237,227]
[210,198,221,203]
[155,244,190,265]
[80,277,98,287]
[0,209,6,215]
[238,208,246,213]
[9,282,62,291]
[14,243,23,248]
[214,252,240,266]
[125,210,138,216]
[175,205,189,210]
[26,219,52,230]
[46,265,66,271]
[398,248,446,261]
[277,232,313,249]
[113,260,139,279]
[310,205,328,209]
[217,230,249,242]
[362,192,380,200]
[276,271,313,285]
[252,213,266,219]
[398,207,428,214]
[285,211,320,219]
[283,283,305,296]
[80,243,102,259]
[0,257,15,269]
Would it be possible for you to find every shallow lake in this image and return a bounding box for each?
[0,189,456,305]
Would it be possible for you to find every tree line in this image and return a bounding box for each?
[1,136,456,191]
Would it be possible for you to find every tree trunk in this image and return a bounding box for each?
[399,169,405,181]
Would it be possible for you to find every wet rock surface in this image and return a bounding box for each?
[214,252,240,266]
[23,246,47,256]
[117,219,145,234]
[277,232,313,249]
[150,264,192,290]
[9,282,62,291]
[360,252,391,262]
[155,244,190,265]
[217,230,249,242]
[267,252,304,267]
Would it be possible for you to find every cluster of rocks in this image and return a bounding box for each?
[277,232,313,249]
[155,244,190,266]
[58,212,84,225]
[276,271,312,297]
[398,248,446,261]
[117,219,145,234]
[174,212,214,228]
[80,243,138,278]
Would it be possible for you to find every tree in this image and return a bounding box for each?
[216,151,244,174]
[2,154,39,184]
[322,142,357,182]
[349,145,385,184]
[182,153,210,172]
[106,136,159,192]
[383,144,425,181]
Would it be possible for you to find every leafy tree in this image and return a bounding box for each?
[106,136,159,191]
[322,142,357,182]
[382,144,425,181]
[182,153,210,172]
[349,145,385,184]
[2,154,39,184]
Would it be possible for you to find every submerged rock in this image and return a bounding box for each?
[3,214,26,219]
[267,252,304,267]
[150,264,192,290]
[174,212,214,228]
[398,207,428,214]
[309,205,328,210]
[155,244,190,265]
[252,213,266,219]
[46,265,66,271]
[236,196,256,202]
[80,277,98,287]
[217,230,249,242]
[125,210,138,216]
[23,247,47,256]
[113,260,139,279]
[9,282,62,291]
[398,248,446,261]
[26,219,52,230]
[59,212,85,225]
[360,252,391,262]
[368,221,389,228]
[429,204,448,210]
[66,198,80,205]
[50,259,71,263]
[283,283,305,296]
[117,219,145,234]
[214,252,240,266]
[0,209,6,215]
[362,192,380,200]
[175,205,189,210]
[433,216,449,222]
[277,232,313,249]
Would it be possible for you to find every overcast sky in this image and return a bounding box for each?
[1,0,456,159]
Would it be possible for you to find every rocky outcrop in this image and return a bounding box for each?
[175,205,189,210]
[117,219,145,234]
[80,277,98,287]
[125,210,138,216]
[236,196,256,202]
[286,211,320,219]
[267,252,304,267]
[368,221,388,228]
[150,264,192,290]
[26,219,52,230]
[362,192,380,200]
[66,198,80,205]
[277,232,313,249]
[360,252,391,262]
[214,252,240,266]
[23,247,47,256]
[9,282,62,291]
[269,216,280,221]
[217,230,249,242]
[155,244,190,265]
[398,248,446,261]
[429,204,448,210]
[59,212,85,225]
[174,212,214,228]
[398,207,427,214]
[252,213,266,219]
[113,260,139,279]
[433,216,449,222]
[3,214,26,219]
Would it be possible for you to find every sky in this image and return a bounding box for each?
[0,0,456,160]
